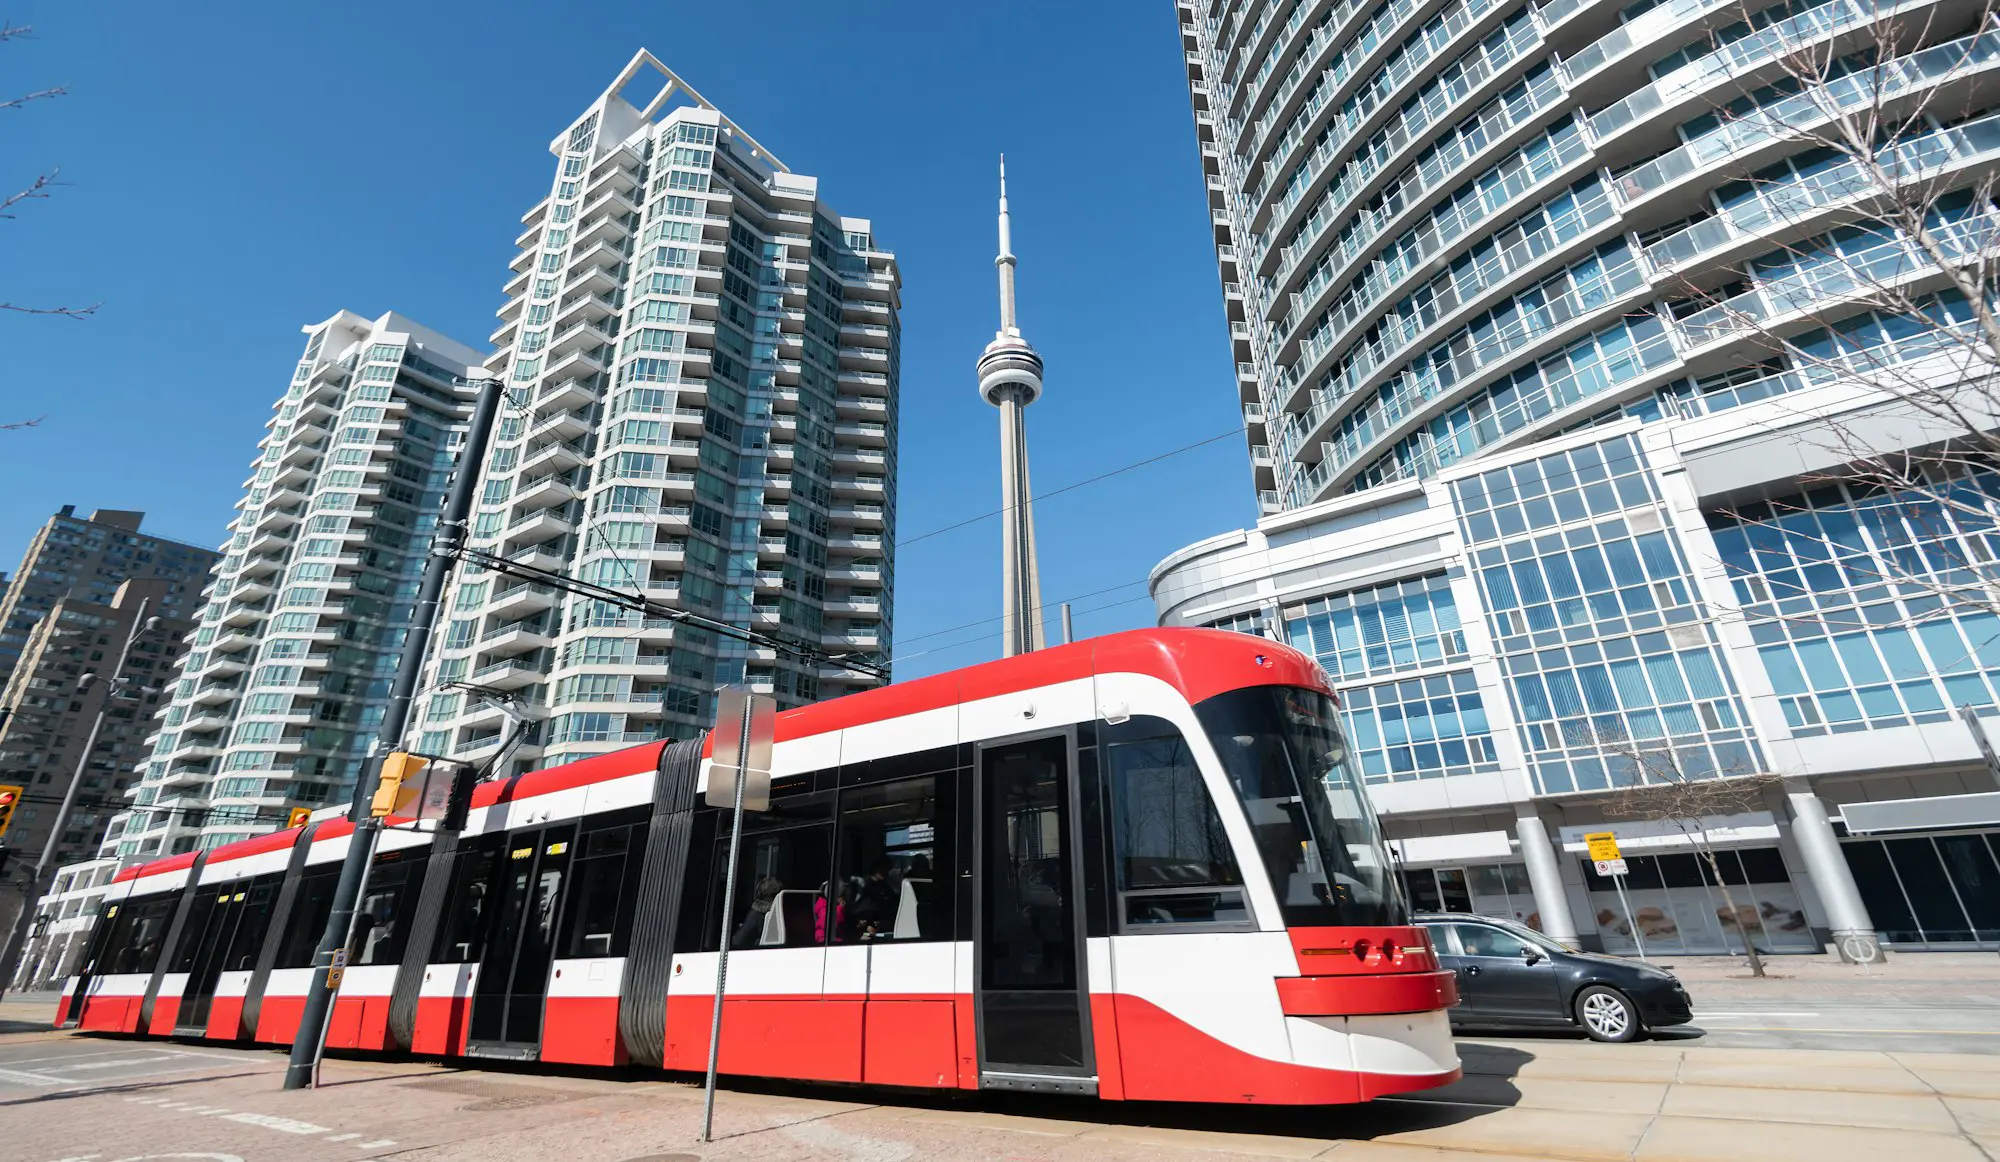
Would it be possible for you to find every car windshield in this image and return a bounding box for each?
[1195,685,1403,927]
[1445,915,1568,956]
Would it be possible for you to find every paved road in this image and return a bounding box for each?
[1672,997,2000,1054]
[5,1027,1999,1162]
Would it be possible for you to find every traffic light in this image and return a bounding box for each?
[371,752,428,818]
[0,785,22,839]
[287,806,312,828]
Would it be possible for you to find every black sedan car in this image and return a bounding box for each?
[1415,913,1693,1042]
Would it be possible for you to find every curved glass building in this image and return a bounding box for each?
[1167,0,2000,957]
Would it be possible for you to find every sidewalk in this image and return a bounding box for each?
[1648,950,2000,1004]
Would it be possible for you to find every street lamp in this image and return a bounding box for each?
[0,605,162,1001]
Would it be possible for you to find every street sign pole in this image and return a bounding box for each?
[700,706,751,1144]
[1609,869,1646,961]
[1585,831,1646,961]
[700,686,772,1143]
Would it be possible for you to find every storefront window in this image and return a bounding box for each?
[1401,862,1543,930]
[1578,847,1815,953]
[1841,831,2000,947]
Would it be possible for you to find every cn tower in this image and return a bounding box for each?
[977,157,1047,657]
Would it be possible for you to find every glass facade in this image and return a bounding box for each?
[1710,474,2000,735]
[1284,574,1495,783]
[1285,573,1465,680]
[1452,435,1758,793]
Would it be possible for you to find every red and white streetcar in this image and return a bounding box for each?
[59,628,1459,1104]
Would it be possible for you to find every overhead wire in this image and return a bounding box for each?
[894,425,1248,551]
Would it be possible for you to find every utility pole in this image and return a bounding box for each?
[0,598,158,1003]
[283,378,502,1090]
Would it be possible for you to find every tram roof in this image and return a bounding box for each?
[113,629,1321,884]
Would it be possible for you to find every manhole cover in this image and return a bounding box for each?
[400,1076,587,1111]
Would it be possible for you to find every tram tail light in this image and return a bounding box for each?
[1289,927,1439,974]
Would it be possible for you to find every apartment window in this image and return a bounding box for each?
[444,618,477,649]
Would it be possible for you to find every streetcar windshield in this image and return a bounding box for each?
[1196,685,1404,927]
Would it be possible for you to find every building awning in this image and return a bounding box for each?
[1841,792,2000,835]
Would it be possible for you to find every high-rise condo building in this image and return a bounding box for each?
[0,508,214,688]
[101,311,485,860]
[1165,0,2000,958]
[0,580,199,941]
[414,52,901,772]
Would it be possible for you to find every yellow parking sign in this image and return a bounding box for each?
[1584,831,1621,861]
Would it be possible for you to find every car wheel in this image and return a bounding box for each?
[1575,985,1642,1043]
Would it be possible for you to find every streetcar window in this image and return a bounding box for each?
[560,820,650,958]
[706,790,835,951]
[434,836,504,963]
[832,776,954,943]
[1196,686,1404,927]
[224,877,280,972]
[96,892,179,975]
[275,864,342,969]
[1104,717,1249,929]
[351,851,428,967]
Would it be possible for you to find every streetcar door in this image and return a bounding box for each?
[973,731,1095,1092]
[465,824,575,1057]
[173,886,236,1035]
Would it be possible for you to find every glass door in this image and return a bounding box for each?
[466,825,576,1056]
[975,732,1093,1092]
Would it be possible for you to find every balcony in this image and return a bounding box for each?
[480,621,556,655]
[520,436,588,476]
[507,544,568,573]
[504,505,577,547]
[529,406,593,443]
[470,657,545,691]
[488,580,558,620]
[212,626,258,653]
[536,374,604,412]
[544,345,608,383]
[514,471,579,510]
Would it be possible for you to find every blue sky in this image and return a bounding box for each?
[0,1,1254,679]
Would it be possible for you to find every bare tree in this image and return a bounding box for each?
[1563,723,1783,975]
[2,23,95,327]
[1644,1,2000,619]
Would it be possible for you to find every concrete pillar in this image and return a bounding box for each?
[1784,784,1885,964]
[1515,806,1580,946]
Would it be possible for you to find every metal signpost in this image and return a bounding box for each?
[1585,831,1646,961]
[701,686,774,1143]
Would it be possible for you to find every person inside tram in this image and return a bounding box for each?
[851,859,899,940]
[732,876,783,949]
[815,879,848,944]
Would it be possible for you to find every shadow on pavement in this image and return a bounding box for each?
[0,1070,277,1109]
